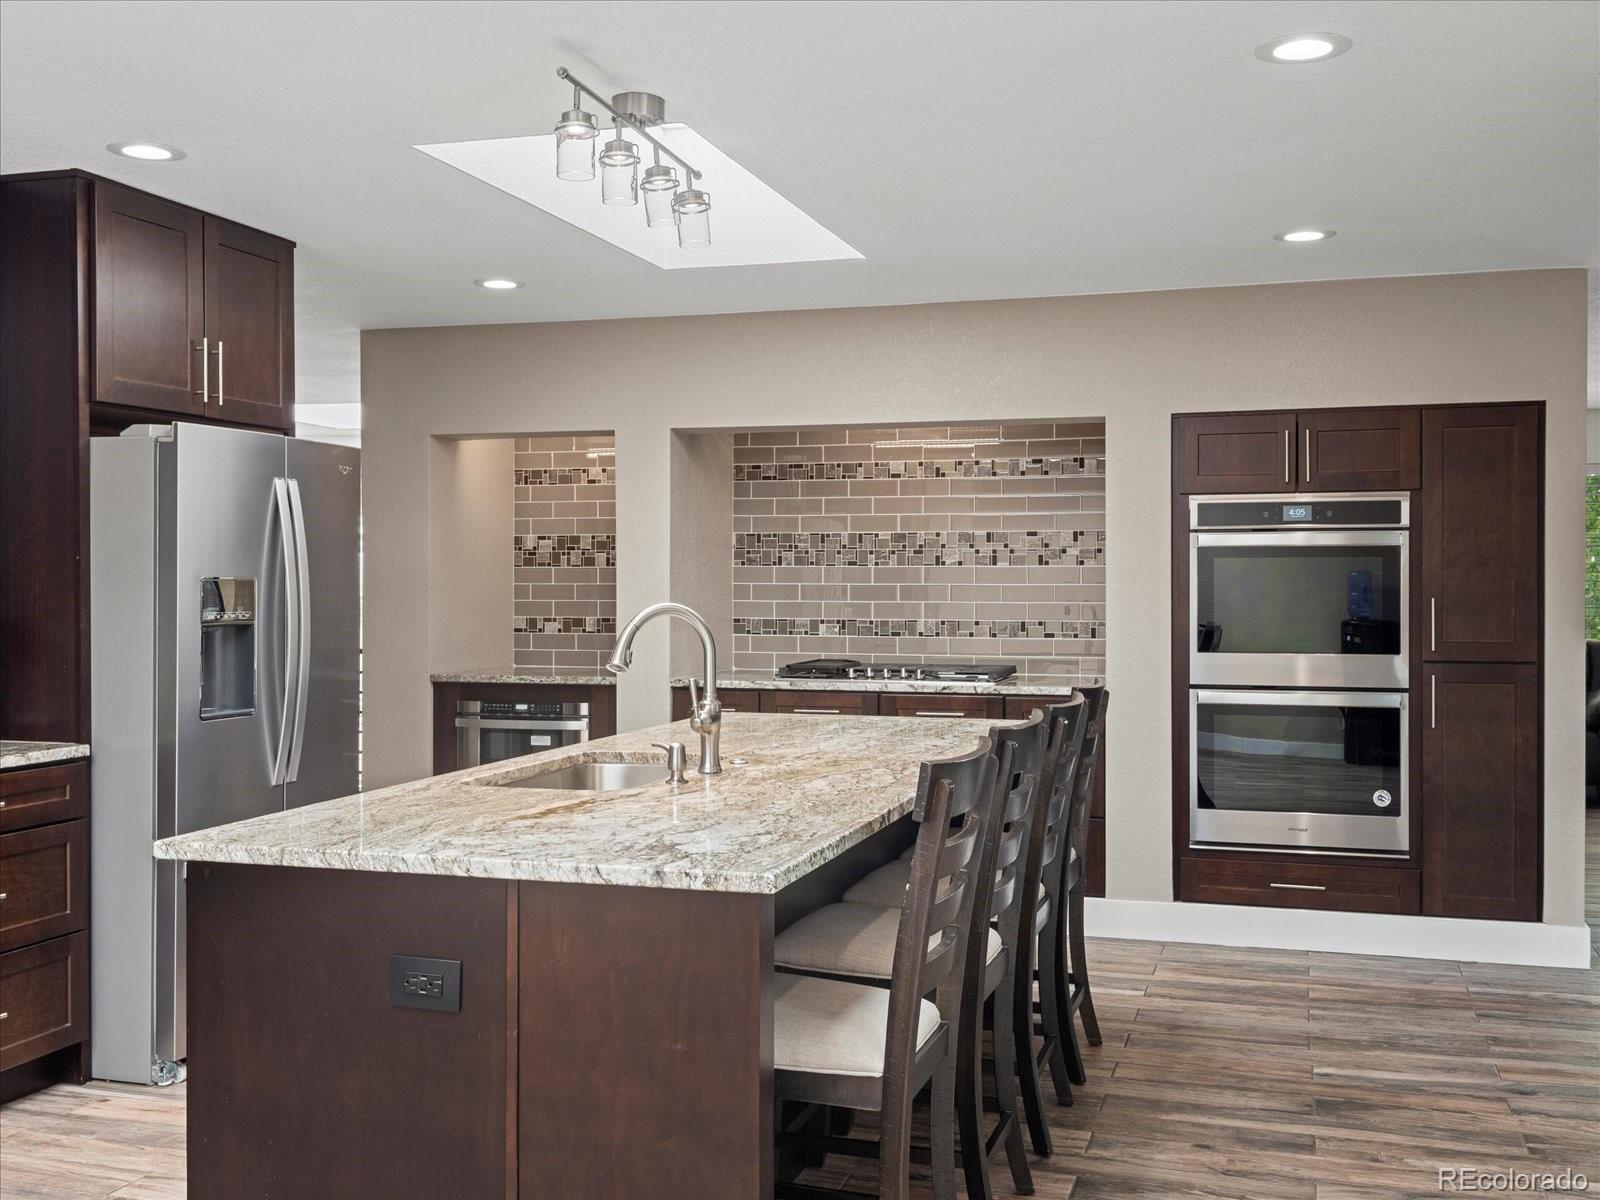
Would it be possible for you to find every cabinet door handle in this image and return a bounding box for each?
[212,340,225,406]
[1304,429,1311,483]
[1429,597,1437,652]
[0,800,7,809]
[913,710,966,718]
[194,337,208,399]
[0,1012,8,1021]
[1430,674,1437,730]
[0,892,7,902]
[1269,882,1327,891]
[1283,429,1291,484]
[792,707,842,715]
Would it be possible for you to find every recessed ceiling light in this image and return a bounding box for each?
[474,278,523,289]
[1255,33,1352,63]
[107,141,185,161]
[1275,229,1336,243]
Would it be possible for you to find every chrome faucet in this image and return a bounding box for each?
[606,602,722,775]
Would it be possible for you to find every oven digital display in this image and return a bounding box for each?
[1282,504,1313,522]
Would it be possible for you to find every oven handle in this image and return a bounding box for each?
[453,718,592,732]
[1192,529,1407,548]
[1191,688,1406,710]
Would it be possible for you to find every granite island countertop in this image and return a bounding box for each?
[430,668,616,686]
[1,740,91,770]
[154,713,996,894]
[670,669,1082,697]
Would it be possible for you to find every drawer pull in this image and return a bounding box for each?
[0,800,7,808]
[792,707,842,715]
[0,1012,7,1021]
[0,892,7,901]
[913,710,966,718]
[1268,882,1327,891]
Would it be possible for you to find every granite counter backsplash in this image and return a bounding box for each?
[731,422,1105,685]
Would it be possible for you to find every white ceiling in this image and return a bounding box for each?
[2,0,1596,414]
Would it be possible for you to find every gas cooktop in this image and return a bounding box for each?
[776,659,1017,683]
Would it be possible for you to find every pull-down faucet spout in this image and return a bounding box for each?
[606,602,721,775]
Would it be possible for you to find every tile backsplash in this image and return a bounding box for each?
[513,435,616,671]
[731,423,1106,685]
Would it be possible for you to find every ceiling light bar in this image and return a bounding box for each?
[554,66,712,248]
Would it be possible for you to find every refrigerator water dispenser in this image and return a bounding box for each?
[200,576,256,719]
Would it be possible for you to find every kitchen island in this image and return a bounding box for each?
[155,711,1003,1199]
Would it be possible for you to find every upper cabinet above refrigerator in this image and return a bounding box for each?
[1175,409,1421,495]
[87,177,295,431]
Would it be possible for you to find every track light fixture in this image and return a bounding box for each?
[553,66,711,247]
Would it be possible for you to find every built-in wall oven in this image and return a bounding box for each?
[1188,494,1411,856]
[455,700,590,767]
[1190,495,1408,689]
[1190,689,1408,854]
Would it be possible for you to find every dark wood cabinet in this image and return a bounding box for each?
[1173,401,1544,920]
[0,760,91,1095]
[1178,856,1421,914]
[878,693,1000,720]
[203,217,294,428]
[0,820,88,952]
[1300,408,1420,491]
[1175,411,1295,494]
[1421,662,1540,921]
[1421,404,1541,664]
[771,690,875,715]
[92,182,205,417]
[0,932,88,1073]
[671,688,764,719]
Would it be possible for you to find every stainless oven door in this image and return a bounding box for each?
[455,714,590,767]
[1190,689,1408,855]
[1191,529,1408,688]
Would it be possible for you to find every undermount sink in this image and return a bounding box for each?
[498,759,668,791]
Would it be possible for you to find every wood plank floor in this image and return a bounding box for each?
[3,813,1596,1199]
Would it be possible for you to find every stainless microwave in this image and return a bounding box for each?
[1189,494,1409,690]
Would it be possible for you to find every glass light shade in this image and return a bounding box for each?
[641,165,679,228]
[553,109,597,181]
[601,159,639,206]
[598,136,639,168]
[673,188,711,248]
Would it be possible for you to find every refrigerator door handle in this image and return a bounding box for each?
[285,478,313,783]
[271,479,300,786]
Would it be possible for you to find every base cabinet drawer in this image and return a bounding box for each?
[0,820,89,951]
[670,688,764,720]
[0,762,88,833]
[0,932,88,1071]
[771,691,875,716]
[880,694,1000,720]
[1179,857,1420,914]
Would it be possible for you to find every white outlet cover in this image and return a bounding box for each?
[415,125,863,270]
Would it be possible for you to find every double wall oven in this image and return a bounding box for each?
[1188,495,1410,855]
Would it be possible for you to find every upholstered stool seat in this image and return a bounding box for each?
[773,972,942,1079]
[775,900,1000,980]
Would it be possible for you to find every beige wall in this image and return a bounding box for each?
[362,269,1589,928]
[426,436,513,671]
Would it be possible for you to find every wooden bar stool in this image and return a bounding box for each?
[1055,688,1109,1088]
[1010,694,1088,1152]
[772,740,1001,1200]
[842,714,1048,1200]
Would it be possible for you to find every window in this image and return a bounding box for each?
[1588,474,1600,639]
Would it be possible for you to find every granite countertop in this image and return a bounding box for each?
[153,713,994,894]
[1,740,91,770]
[669,670,1081,697]
[430,669,616,686]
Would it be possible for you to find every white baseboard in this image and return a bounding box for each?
[1084,897,1594,968]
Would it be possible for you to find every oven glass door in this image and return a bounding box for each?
[1191,530,1407,688]
[1190,689,1408,854]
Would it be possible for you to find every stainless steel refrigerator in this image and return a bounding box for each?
[89,421,360,1084]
